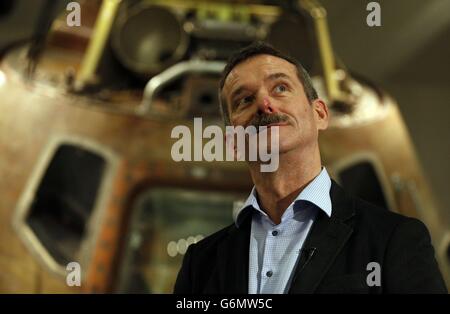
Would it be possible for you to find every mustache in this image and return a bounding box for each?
[248,113,289,128]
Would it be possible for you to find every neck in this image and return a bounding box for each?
[248,144,322,224]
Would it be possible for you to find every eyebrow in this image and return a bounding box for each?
[264,72,293,83]
[228,72,293,105]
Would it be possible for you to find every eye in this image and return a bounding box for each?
[274,84,287,94]
[235,95,254,109]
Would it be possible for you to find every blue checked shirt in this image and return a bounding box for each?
[235,167,332,294]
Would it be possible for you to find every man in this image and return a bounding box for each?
[173,42,447,293]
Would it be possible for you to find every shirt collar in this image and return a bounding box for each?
[235,167,332,227]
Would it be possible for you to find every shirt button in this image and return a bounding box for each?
[272,230,278,236]
[266,270,273,277]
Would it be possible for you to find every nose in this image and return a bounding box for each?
[257,96,278,115]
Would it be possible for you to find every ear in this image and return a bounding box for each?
[312,99,329,131]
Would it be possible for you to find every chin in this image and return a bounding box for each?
[277,136,304,155]
[257,127,301,154]
[274,140,293,154]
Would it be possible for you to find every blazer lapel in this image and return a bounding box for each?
[288,180,355,293]
[216,212,252,293]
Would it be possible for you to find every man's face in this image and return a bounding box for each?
[222,54,329,155]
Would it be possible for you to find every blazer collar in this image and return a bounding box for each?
[288,180,356,293]
[235,167,333,227]
[216,180,355,294]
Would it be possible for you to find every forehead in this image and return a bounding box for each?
[223,54,298,95]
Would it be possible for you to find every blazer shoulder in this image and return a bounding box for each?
[351,194,429,236]
[348,195,447,293]
[189,222,236,253]
[330,180,412,230]
[354,196,404,219]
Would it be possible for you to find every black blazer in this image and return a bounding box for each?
[174,181,447,293]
